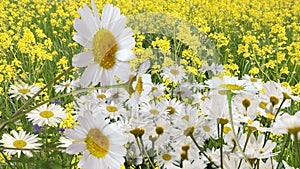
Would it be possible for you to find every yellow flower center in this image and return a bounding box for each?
[166,106,175,115]
[170,69,179,75]
[13,140,27,148]
[63,83,71,87]
[219,84,245,90]
[203,125,210,132]
[85,128,110,158]
[266,112,275,119]
[92,29,118,69]
[18,88,30,94]
[97,94,106,99]
[287,126,300,135]
[242,98,251,109]
[223,126,232,134]
[270,96,280,106]
[149,109,159,115]
[155,126,164,135]
[106,106,118,112]
[40,110,54,118]
[135,76,143,96]
[162,153,172,161]
[151,87,158,92]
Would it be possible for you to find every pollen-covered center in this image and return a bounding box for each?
[166,106,175,115]
[40,110,54,118]
[162,153,172,161]
[85,128,110,158]
[170,69,179,75]
[219,84,245,90]
[13,140,27,148]
[93,29,118,69]
[106,105,118,112]
[97,94,106,99]
[135,76,143,96]
[18,88,30,94]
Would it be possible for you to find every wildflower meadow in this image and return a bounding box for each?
[1,0,300,169]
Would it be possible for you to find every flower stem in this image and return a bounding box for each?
[226,92,253,169]
[276,134,290,169]
[190,134,219,168]
[293,133,300,168]
[220,124,224,169]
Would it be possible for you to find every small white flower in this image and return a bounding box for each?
[0,130,42,158]
[8,84,41,100]
[26,104,66,126]
[162,64,185,82]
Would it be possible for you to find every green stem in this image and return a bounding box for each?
[294,133,300,168]
[276,134,290,169]
[0,146,66,151]
[226,92,253,169]
[220,124,224,169]
[190,134,219,168]
[238,130,252,169]
[139,137,155,169]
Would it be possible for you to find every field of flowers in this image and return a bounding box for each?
[0,0,300,168]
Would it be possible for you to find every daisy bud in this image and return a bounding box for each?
[184,126,194,137]
[270,96,279,106]
[155,126,164,135]
[242,98,251,110]
[181,144,190,152]
[130,128,145,138]
[217,118,229,125]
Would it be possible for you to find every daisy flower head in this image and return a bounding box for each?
[205,76,256,95]
[162,64,185,83]
[0,130,42,158]
[26,104,66,126]
[272,111,300,138]
[64,112,126,169]
[8,83,41,100]
[54,79,79,93]
[72,1,135,87]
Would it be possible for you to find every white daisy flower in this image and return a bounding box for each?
[162,64,185,83]
[64,112,126,169]
[0,130,42,158]
[54,79,79,93]
[100,101,126,119]
[72,1,135,87]
[8,84,41,100]
[205,76,257,94]
[26,104,66,126]
[272,111,300,138]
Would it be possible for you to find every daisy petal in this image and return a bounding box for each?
[72,51,94,68]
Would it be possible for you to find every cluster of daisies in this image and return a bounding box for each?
[2,1,300,169]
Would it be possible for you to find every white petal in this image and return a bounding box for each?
[72,51,93,68]
[80,63,99,87]
[115,49,135,62]
[66,142,86,154]
[73,34,92,49]
[115,62,130,81]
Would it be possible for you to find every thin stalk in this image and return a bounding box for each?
[0,146,66,151]
[238,130,252,169]
[227,92,253,169]
[190,134,219,168]
[220,124,224,169]
[293,133,300,168]
[276,134,290,169]
[139,137,155,169]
